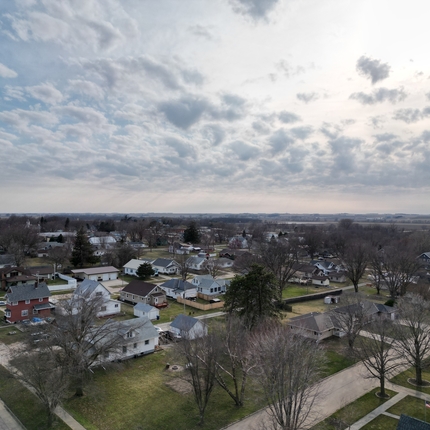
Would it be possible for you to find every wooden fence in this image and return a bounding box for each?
[177,296,224,311]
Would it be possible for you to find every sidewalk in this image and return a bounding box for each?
[0,399,24,430]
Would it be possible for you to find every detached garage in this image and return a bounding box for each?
[71,266,119,282]
[134,303,159,320]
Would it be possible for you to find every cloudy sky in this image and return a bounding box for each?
[1,0,430,214]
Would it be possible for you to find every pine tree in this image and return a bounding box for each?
[136,263,154,280]
[183,222,200,244]
[71,228,98,268]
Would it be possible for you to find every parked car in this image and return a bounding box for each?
[0,301,6,306]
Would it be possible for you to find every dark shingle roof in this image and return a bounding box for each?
[161,279,194,292]
[170,314,199,331]
[122,280,159,297]
[152,258,179,268]
[6,283,50,302]
[397,414,430,430]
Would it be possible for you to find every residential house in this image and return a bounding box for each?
[219,249,251,260]
[4,283,53,323]
[0,267,37,291]
[72,279,120,318]
[289,312,343,341]
[228,236,248,249]
[216,258,234,269]
[418,252,430,263]
[151,258,181,275]
[133,303,159,320]
[396,414,430,430]
[329,271,348,283]
[191,275,230,295]
[186,256,207,271]
[88,236,117,247]
[123,259,158,277]
[96,317,159,363]
[312,275,330,287]
[120,280,167,307]
[169,314,207,340]
[168,242,193,255]
[71,266,119,282]
[28,265,55,281]
[0,255,16,269]
[159,279,197,299]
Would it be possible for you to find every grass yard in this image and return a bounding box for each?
[387,395,430,422]
[361,414,399,429]
[63,350,265,430]
[0,329,27,345]
[282,284,332,299]
[0,364,71,430]
[310,388,397,430]
[390,365,430,395]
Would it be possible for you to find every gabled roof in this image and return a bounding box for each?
[28,266,55,276]
[334,300,379,317]
[0,266,28,276]
[123,259,154,270]
[152,258,180,268]
[397,414,430,430]
[122,280,160,297]
[134,303,156,312]
[160,278,194,292]
[375,303,396,314]
[75,279,109,296]
[186,256,206,265]
[170,314,201,331]
[6,283,50,302]
[290,312,335,333]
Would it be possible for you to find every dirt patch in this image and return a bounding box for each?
[165,377,193,395]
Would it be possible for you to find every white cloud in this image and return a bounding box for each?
[0,63,18,78]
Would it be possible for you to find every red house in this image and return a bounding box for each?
[4,283,54,323]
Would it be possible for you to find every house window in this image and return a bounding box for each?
[21,310,28,317]
[5,310,11,317]
[12,302,18,306]
[126,294,130,298]
[96,292,103,297]
[210,288,213,293]
[127,331,133,338]
[132,295,135,300]
[39,298,43,302]
[33,308,38,314]
[115,304,118,308]
[25,299,30,304]
[133,343,137,349]
[122,346,127,354]
[100,306,106,312]
[145,340,149,345]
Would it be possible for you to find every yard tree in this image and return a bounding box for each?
[52,290,124,397]
[258,239,302,301]
[330,292,369,349]
[303,225,324,259]
[48,246,70,273]
[173,330,218,425]
[341,241,369,293]
[203,258,222,279]
[354,318,403,398]
[11,346,69,428]
[250,323,326,430]
[183,221,200,244]
[224,264,280,329]
[212,316,256,407]
[394,294,430,386]
[136,262,154,280]
[70,227,98,268]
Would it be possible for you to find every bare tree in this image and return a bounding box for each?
[52,291,124,396]
[203,258,222,279]
[212,316,255,407]
[341,241,369,293]
[11,347,69,427]
[173,331,218,425]
[354,318,403,398]
[258,239,301,301]
[303,226,324,260]
[48,246,70,273]
[331,292,370,349]
[394,294,430,386]
[250,323,325,430]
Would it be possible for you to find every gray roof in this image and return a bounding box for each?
[152,258,179,268]
[170,314,200,331]
[375,303,396,314]
[71,266,119,275]
[186,256,206,265]
[290,312,335,333]
[134,303,156,313]
[6,283,50,302]
[397,414,430,430]
[161,278,194,292]
[334,300,379,317]
[75,279,106,296]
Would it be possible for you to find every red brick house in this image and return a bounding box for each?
[4,283,54,323]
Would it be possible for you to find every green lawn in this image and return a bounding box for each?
[0,329,27,345]
[361,414,399,429]
[63,350,265,430]
[282,284,332,299]
[388,395,430,422]
[322,349,356,377]
[390,365,430,395]
[311,388,397,430]
[0,364,71,430]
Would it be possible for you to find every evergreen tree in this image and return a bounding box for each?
[224,264,280,329]
[64,217,70,231]
[136,263,154,280]
[184,221,200,244]
[71,228,98,268]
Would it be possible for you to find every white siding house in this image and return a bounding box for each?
[191,275,230,295]
[134,303,159,320]
[123,259,157,277]
[170,314,207,340]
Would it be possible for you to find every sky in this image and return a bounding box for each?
[1,0,430,214]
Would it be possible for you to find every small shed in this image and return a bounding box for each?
[134,303,159,320]
[312,275,330,287]
[324,295,340,304]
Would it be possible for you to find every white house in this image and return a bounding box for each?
[169,314,207,340]
[89,236,117,247]
[186,256,207,271]
[123,259,157,277]
[134,303,159,320]
[96,317,159,363]
[191,275,230,295]
[60,279,121,318]
[71,266,119,282]
[159,279,197,299]
[312,275,330,287]
[151,258,181,275]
